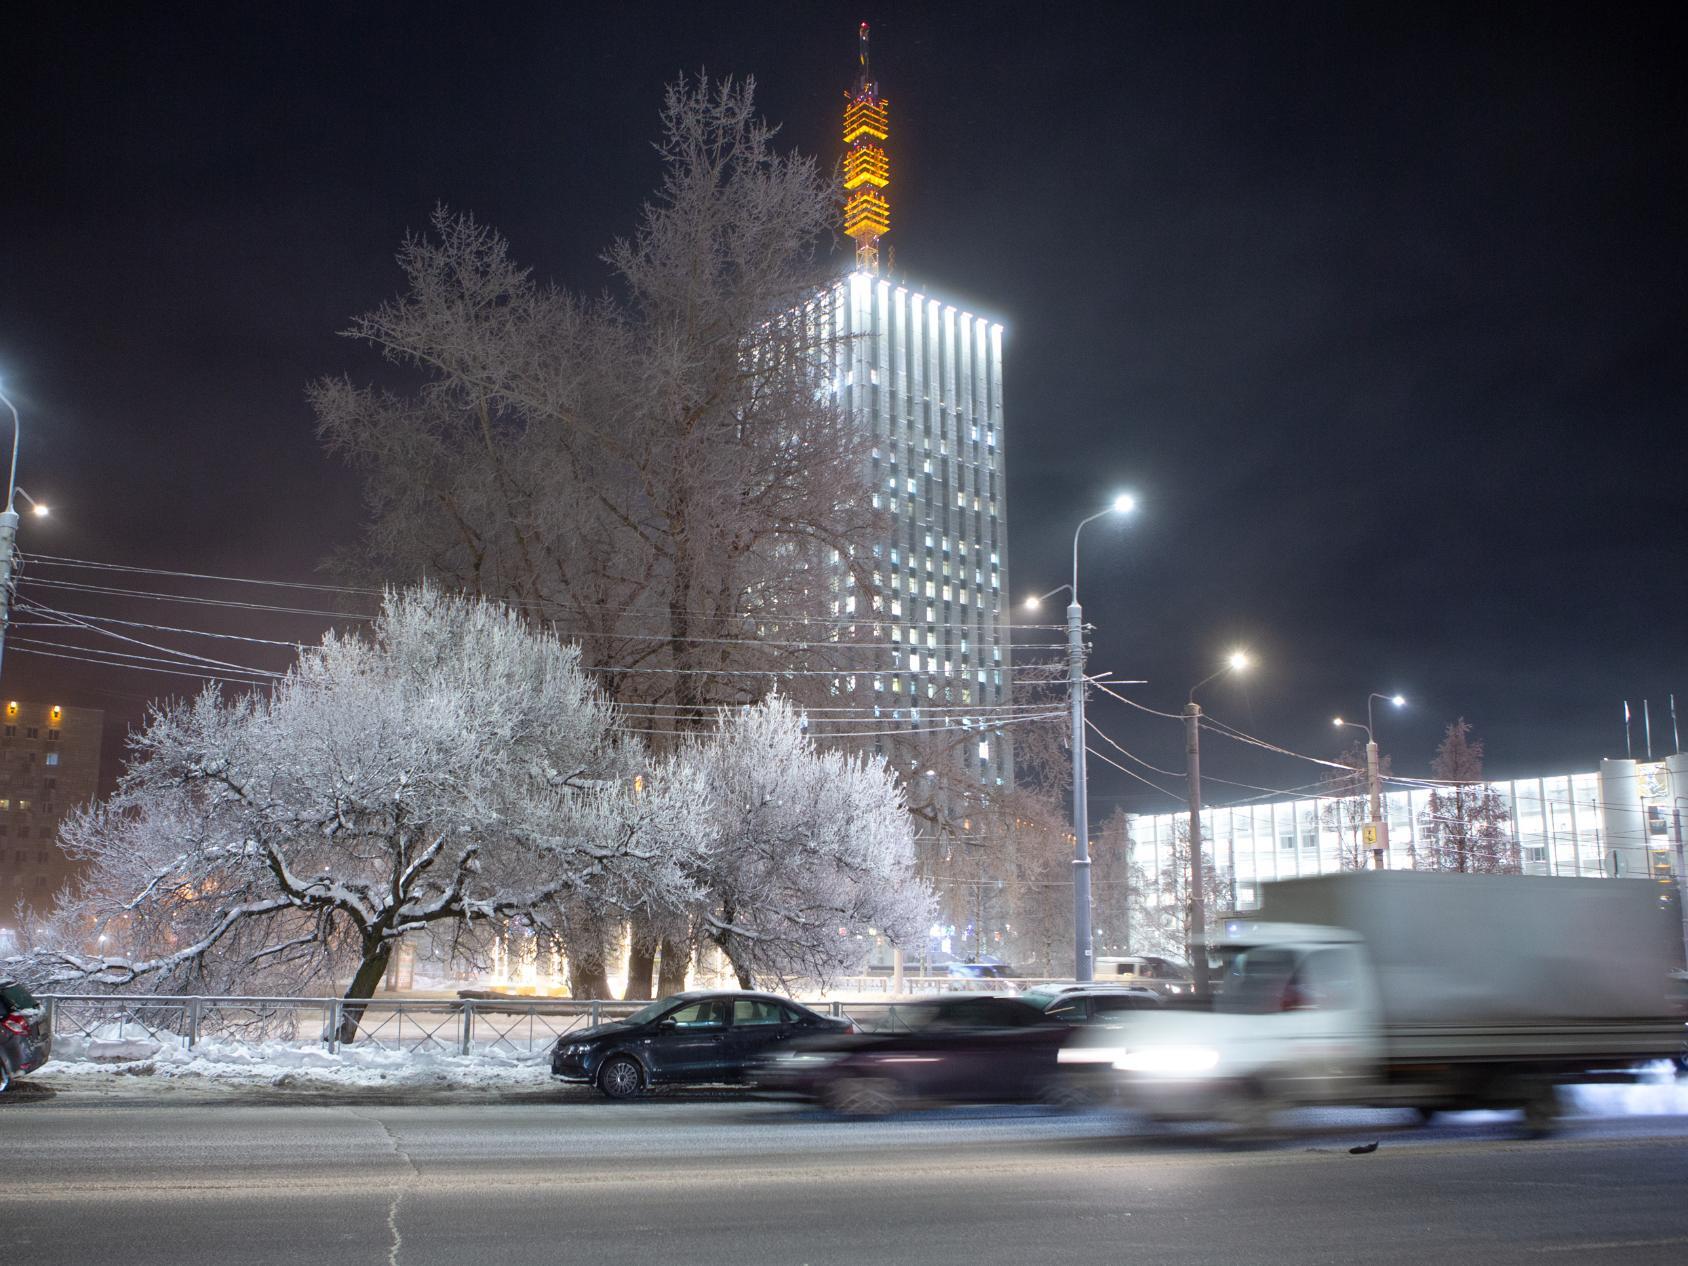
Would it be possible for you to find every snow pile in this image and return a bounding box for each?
[44,1032,555,1092]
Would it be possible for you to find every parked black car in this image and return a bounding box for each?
[1,978,50,1093]
[552,990,853,1098]
[756,993,1075,1114]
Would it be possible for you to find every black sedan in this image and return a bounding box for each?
[551,990,852,1099]
[1,978,51,1094]
[756,994,1076,1114]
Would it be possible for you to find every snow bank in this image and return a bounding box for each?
[43,1033,555,1092]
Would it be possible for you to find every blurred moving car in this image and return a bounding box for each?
[943,960,1014,981]
[1021,983,1164,1023]
[551,990,851,1099]
[1,978,51,1093]
[757,994,1075,1114]
[1093,955,1195,996]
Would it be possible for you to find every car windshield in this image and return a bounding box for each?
[623,998,676,1026]
[1213,946,1299,1014]
[1018,990,1059,1010]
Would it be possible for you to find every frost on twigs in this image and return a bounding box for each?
[652,697,934,989]
[10,587,696,1017]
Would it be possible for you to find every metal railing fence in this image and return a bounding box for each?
[38,982,1076,1058]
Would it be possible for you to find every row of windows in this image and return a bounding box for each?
[1,848,53,864]
[1,726,61,740]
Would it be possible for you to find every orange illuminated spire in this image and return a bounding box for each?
[843,21,889,272]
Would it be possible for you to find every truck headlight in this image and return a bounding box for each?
[1058,1045,1125,1065]
[1115,1045,1220,1075]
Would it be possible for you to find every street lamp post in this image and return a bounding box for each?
[1026,492,1134,982]
[1333,692,1406,869]
[0,383,49,685]
[1183,650,1249,996]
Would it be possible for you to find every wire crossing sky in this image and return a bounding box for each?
[2,2,1682,807]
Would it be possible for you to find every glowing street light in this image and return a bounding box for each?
[1183,649,1254,996]
[0,380,50,686]
[1028,490,1137,982]
[1334,692,1408,869]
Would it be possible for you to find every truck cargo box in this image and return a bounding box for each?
[1253,872,1682,1025]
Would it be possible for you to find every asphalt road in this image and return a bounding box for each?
[4,1090,1688,1265]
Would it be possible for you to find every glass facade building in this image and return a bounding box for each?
[830,269,1013,787]
[1126,754,1688,912]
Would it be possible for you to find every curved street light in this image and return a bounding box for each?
[1182,649,1251,996]
[1026,490,1136,981]
[1333,692,1407,869]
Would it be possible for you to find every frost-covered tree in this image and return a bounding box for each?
[654,697,931,988]
[14,588,699,1029]
[1414,718,1517,873]
[311,76,887,995]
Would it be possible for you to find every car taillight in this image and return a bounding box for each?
[2,1014,28,1035]
[845,1021,860,1035]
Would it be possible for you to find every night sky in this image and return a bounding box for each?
[3,1,1684,809]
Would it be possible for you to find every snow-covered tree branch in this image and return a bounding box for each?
[12,587,698,1033]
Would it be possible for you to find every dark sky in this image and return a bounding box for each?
[3,1,1684,810]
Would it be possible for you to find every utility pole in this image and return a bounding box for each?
[1068,596,1094,982]
[1181,652,1249,996]
[1336,693,1405,870]
[1027,493,1135,983]
[0,383,43,683]
[1183,701,1209,997]
[0,502,16,682]
[1366,738,1386,870]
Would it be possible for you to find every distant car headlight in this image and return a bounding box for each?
[1114,1045,1220,1075]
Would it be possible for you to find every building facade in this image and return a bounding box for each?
[832,271,1013,787]
[1124,752,1688,913]
[0,700,104,917]
[825,24,1014,789]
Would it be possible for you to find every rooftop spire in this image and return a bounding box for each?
[843,21,890,272]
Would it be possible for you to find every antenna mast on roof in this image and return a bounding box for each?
[843,22,890,272]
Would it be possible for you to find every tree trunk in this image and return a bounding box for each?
[713,932,756,991]
[623,915,657,1000]
[569,952,611,1000]
[337,938,395,1045]
[656,934,691,997]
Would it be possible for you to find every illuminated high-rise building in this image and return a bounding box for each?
[829,25,1013,789]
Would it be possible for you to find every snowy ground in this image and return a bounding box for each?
[35,1032,559,1099]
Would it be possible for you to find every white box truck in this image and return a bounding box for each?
[1067,872,1686,1133]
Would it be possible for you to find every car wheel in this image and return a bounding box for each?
[0,1053,12,1095]
[597,1055,645,1100]
[1037,1071,1099,1112]
[825,1075,902,1117]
